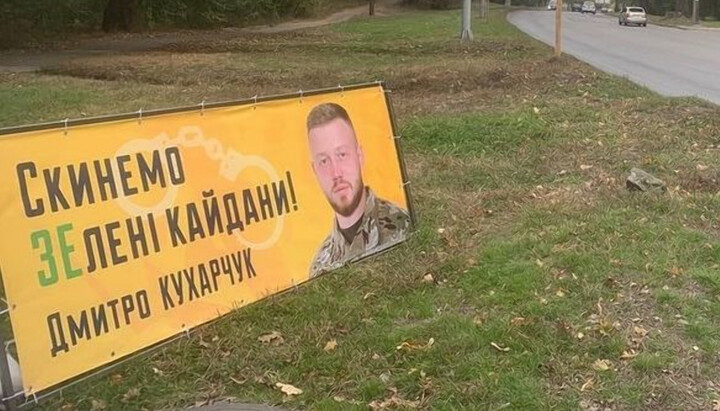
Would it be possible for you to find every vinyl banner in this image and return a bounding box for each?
[0,84,412,394]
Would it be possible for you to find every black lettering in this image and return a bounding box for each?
[243,189,260,225]
[68,163,95,207]
[47,312,69,357]
[166,147,185,185]
[159,275,175,310]
[243,248,257,278]
[17,162,44,217]
[272,179,290,216]
[209,259,221,291]
[183,269,200,301]
[116,154,139,196]
[198,264,212,296]
[137,150,167,191]
[170,272,184,305]
[67,311,91,345]
[187,203,206,242]
[166,206,187,247]
[203,190,223,236]
[256,184,274,220]
[43,167,70,212]
[106,221,127,266]
[83,227,107,273]
[137,290,151,319]
[93,158,118,201]
[231,251,244,283]
[223,193,244,233]
[286,171,298,211]
[126,216,148,259]
[220,254,234,285]
[90,305,109,337]
[107,299,121,329]
[148,213,161,252]
[120,294,135,325]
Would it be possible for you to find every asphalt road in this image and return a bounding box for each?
[508,10,720,105]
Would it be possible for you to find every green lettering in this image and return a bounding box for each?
[31,229,58,287]
[58,223,82,279]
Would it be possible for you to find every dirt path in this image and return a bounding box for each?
[0,1,397,73]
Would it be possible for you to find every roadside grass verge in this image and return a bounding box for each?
[1,6,720,410]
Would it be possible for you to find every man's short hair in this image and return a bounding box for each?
[306,103,354,133]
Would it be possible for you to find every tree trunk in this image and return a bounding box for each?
[369,0,376,15]
[102,0,140,32]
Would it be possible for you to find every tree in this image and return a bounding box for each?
[369,0,376,15]
[101,0,141,32]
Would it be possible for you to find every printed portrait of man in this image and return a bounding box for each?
[306,102,411,278]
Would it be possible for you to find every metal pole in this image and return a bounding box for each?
[0,342,18,411]
[555,0,563,56]
[692,0,699,24]
[461,0,473,43]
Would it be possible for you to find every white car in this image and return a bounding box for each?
[548,0,557,10]
[581,1,596,13]
[619,6,648,26]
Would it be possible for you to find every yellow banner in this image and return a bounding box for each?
[0,84,412,394]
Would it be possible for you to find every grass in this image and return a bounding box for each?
[2,5,720,410]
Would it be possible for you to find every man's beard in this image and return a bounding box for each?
[329,180,364,217]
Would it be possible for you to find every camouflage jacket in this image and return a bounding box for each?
[309,187,411,278]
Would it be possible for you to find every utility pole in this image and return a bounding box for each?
[461,0,473,43]
[692,0,699,24]
[555,0,563,56]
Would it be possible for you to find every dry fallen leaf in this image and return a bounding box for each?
[533,107,540,114]
[198,339,211,348]
[276,382,303,396]
[324,339,338,352]
[697,164,709,171]
[421,274,435,283]
[90,399,107,411]
[576,332,585,340]
[556,290,566,298]
[592,359,612,372]
[396,338,434,351]
[621,350,637,360]
[490,342,510,352]
[121,388,140,403]
[258,331,284,346]
[580,378,594,392]
[510,317,527,326]
[230,376,246,385]
[372,353,382,360]
[633,326,648,337]
[109,373,123,384]
[580,164,593,170]
[152,367,164,376]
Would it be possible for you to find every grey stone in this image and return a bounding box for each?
[626,168,666,193]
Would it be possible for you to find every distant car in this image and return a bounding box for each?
[547,0,556,10]
[571,2,583,11]
[619,6,648,26]
[581,1,596,13]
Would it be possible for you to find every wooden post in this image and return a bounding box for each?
[555,0,563,56]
